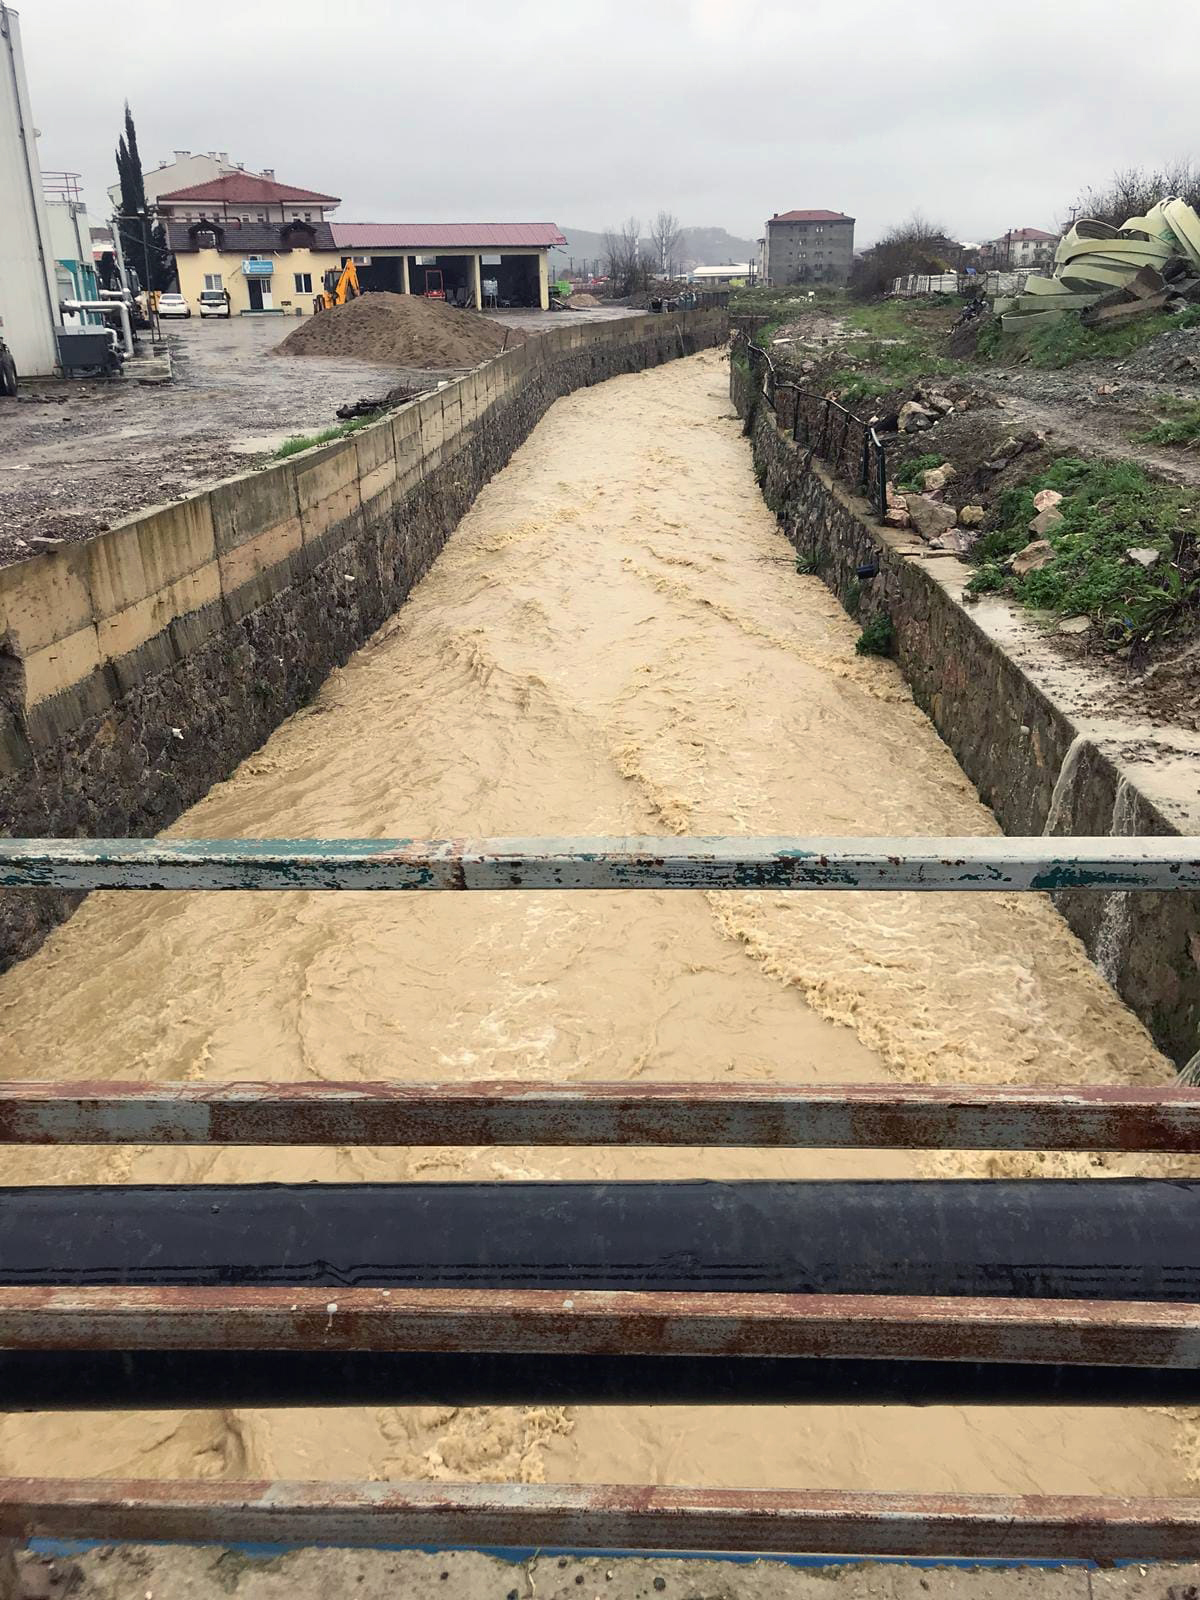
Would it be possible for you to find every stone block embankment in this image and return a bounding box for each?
[0,309,727,969]
[732,358,1200,1067]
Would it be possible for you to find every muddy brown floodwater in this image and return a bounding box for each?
[0,349,1193,1495]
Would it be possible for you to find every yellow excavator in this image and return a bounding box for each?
[314,259,362,313]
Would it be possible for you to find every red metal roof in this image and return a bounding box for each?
[157,175,340,205]
[771,210,854,223]
[330,222,567,250]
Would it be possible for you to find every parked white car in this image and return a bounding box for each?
[198,291,231,319]
[156,293,191,319]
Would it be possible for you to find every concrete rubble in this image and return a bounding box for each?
[995,197,1200,330]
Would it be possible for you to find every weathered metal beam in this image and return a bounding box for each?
[0,1080,1196,1150]
[2,1478,1200,1558]
[2,836,1198,892]
[2,1286,1199,1367]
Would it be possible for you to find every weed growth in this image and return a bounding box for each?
[1135,396,1200,447]
[855,613,895,656]
[893,452,943,491]
[274,413,381,459]
[965,456,1200,644]
[981,307,1200,370]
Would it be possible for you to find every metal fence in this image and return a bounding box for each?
[739,335,888,518]
[1,836,1200,1557]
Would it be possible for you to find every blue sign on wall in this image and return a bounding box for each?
[242,259,274,277]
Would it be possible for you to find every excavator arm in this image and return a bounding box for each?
[315,259,362,312]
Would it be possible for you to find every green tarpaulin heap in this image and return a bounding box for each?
[996,199,1200,329]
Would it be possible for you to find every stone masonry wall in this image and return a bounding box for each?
[732,357,1200,1067]
[0,309,727,970]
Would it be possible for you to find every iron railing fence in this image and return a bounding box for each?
[0,833,1199,1558]
[738,333,888,518]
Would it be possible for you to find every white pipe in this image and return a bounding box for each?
[60,299,133,358]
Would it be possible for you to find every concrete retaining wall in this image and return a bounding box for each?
[732,359,1200,1068]
[0,309,727,969]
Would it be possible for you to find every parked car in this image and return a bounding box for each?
[198,291,231,319]
[156,292,191,319]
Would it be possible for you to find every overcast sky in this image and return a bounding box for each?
[17,0,1200,248]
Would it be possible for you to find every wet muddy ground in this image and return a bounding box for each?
[0,306,639,567]
[0,318,458,564]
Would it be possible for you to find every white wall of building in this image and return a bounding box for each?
[0,4,60,375]
[107,151,259,210]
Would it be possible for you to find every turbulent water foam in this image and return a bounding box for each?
[0,350,1186,1495]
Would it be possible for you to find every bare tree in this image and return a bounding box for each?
[1062,160,1200,230]
[602,217,652,296]
[650,210,684,278]
[848,212,954,300]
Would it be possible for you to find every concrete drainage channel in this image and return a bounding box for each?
[731,353,1200,1069]
[0,308,727,971]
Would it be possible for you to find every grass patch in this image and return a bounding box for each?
[893,452,943,492]
[965,456,1200,644]
[274,413,381,459]
[827,301,962,400]
[855,613,895,656]
[983,306,1200,370]
[1135,395,1200,447]
[828,338,960,401]
[730,285,846,315]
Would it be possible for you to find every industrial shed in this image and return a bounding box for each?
[329,222,567,310]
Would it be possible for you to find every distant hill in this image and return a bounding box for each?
[550,224,757,274]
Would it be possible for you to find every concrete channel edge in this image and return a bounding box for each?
[730,358,1200,1068]
[0,308,727,971]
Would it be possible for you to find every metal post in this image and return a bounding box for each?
[139,212,160,342]
[876,436,887,520]
[109,213,131,298]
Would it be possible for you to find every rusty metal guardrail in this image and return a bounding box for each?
[3,1480,1200,1561]
[737,334,888,520]
[1,833,1200,1558]
[2,834,1196,891]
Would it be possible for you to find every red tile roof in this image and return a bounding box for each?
[1004,227,1057,241]
[157,174,340,205]
[331,222,567,250]
[771,209,854,223]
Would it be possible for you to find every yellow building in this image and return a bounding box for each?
[166,218,342,316]
[166,218,569,316]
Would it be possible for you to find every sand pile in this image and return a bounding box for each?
[569,292,601,307]
[276,292,527,369]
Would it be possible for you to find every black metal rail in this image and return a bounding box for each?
[738,333,888,519]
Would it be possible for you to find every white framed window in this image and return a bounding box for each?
[204,273,223,291]
[257,212,266,222]
[304,212,312,221]
[294,272,312,294]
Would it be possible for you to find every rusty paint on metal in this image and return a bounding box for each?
[1,1477,1200,1557]
[0,1080,1196,1150]
[1,836,1198,892]
[1,1287,1199,1367]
